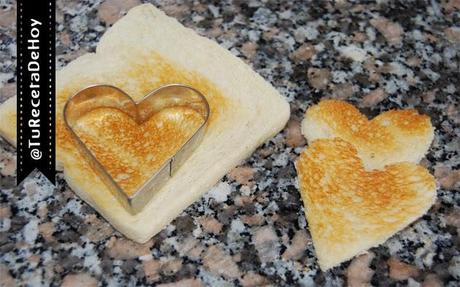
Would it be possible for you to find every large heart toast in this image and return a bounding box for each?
[302,100,434,170]
[295,138,436,270]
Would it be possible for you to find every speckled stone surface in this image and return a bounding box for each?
[1,0,459,286]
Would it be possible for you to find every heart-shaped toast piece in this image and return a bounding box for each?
[302,100,434,170]
[64,84,209,213]
[295,138,436,270]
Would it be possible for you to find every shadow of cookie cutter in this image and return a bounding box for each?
[63,84,210,214]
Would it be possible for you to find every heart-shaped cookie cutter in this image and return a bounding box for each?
[63,84,210,214]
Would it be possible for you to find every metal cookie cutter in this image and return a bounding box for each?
[63,84,210,214]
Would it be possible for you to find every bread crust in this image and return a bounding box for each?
[295,138,436,270]
[0,96,16,146]
[0,4,290,242]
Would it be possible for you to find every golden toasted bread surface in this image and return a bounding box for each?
[54,52,227,197]
[295,138,436,270]
[301,100,434,169]
[0,4,290,242]
[73,106,204,196]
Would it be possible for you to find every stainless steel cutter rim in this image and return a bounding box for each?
[63,83,210,214]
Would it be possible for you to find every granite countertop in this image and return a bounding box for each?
[0,0,459,286]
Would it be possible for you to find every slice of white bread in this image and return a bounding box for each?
[0,96,16,146]
[295,138,436,270]
[0,4,290,243]
[301,100,434,170]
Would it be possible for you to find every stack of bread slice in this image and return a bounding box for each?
[296,100,436,270]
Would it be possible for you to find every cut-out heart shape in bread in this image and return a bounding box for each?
[302,100,434,170]
[295,138,436,270]
[64,84,209,213]
[73,107,202,194]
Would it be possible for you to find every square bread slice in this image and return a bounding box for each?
[0,4,290,243]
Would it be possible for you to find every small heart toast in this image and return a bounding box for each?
[302,100,434,170]
[295,138,436,270]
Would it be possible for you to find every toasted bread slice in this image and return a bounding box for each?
[0,96,16,146]
[0,4,290,242]
[295,138,436,270]
[301,100,434,170]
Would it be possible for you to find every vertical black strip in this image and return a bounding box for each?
[17,0,56,185]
